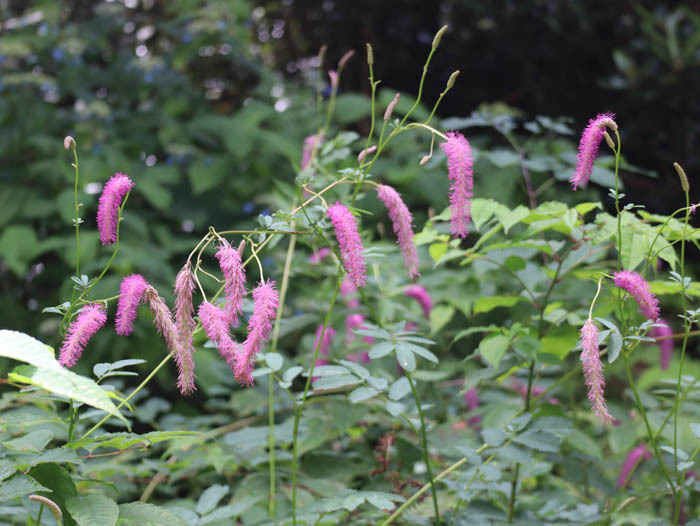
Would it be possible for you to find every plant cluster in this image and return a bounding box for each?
[2,23,700,526]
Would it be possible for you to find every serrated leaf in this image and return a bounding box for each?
[474,296,528,314]
[480,427,505,447]
[196,484,229,515]
[368,341,394,359]
[3,430,53,454]
[309,365,349,377]
[384,401,404,416]
[66,494,119,526]
[264,353,283,372]
[66,431,198,454]
[511,430,562,452]
[312,374,361,390]
[388,377,411,401]
[0,474,51,502]
[197,496,259,525]
[348,386,378,403]
[429,305,454,336]
[338,360,370,379]
[479,335,510,369]
[93,359,146,378]
[497,445,533,464]
[118,502,188,526]
[395,346,416,371]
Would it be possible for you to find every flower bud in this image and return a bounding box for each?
[338,49,355,70]
[384,93,400,121]
[419,155,431,166]
[603,131,615,150]
[64,136,76,150]
[366,43,373,66]
[674,162,690,193]
[432,25,448,49]
[29,496,62,524]
[445,70,459,92]
[357,145,377,163]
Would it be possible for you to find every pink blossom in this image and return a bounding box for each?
[337,49,355,69]
[571,113,618,190]
[328,70,338,89]
[115,274,148,336]
[59,303,107,368]
[581,319,613,424]
[97,172,134,245]
[464,388,481,427]
[384,93,400,121]
[357,145,377,163]
[174,263,197,395]
[651,319,673,370]
[237,280,279,386]
[309,247,332,264]
[314,324,336,356]
[613,270,660,320]
[377,184,420,279]
[327,202,367,288]
[405,285,433,319]
[345,313,373,344]
[144,286,180,360]
[198,301,238,373]
[439,132,474,238]
[340,276,360,308]
[301,132,324,171]
[617,445,651,488]
[215,240,246,326]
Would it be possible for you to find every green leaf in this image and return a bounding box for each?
[282,366,303,383]
[473,296,528,314]
[368,341,395,359]
[29,463,78,526]
[565,429,602,461]
[395,346,416,371]
[504,255,526,271]
[9,366,127,425]
[480,427,505,447]
[511,430,562,452]
[479,335,510,369]
[595,318,623,363]
[0,330,62,370]
[540,325,579,360]
[196,484,229,515]
[384,401,404,417]
[333,94,372,125]
[66,431,198,454]
[0,225,39,275]
[494,205,530,234]
[429,242,448,262]
[513,337,542,360]
[310,365,349,377]
[690,423,700,438]
[197,496,259,525]
[497,445,533,464]
[429,305,454,336]
[348,386,379,403]
[312,374,361,390]
[388,377,411,401]
[93,359,146,379]
[470,198,498,231]
[3,430,53,454]
[0,474,51,502]
[485,149,520,167]
[338,360,370,379]
[264,353,283,372]
[117,502,188,526]
[66,494,119,526]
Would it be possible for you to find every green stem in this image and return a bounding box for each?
[36,504,44,525]
[62,148,81,335]
[79,353,172,441]
[67,399,77,443]
[406,371,440,524]
[291,272,342,526]
[267,213,298,519]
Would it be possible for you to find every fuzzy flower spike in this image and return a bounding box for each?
[651,319,673,370]
[59,303,107,368]
[327,202,367,288]
[97,172,134,245]
[215,240,246,326]
[613,270,660,320]
[198,301,239,374]
[571,113,617,190]
[580,319,613,424]
[173,263,197,395]
[377,184,420,279]
[115,274,149,336]
[440,131,474,239]
[237,280,279,386]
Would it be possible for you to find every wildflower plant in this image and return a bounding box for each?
[2,24,700,526]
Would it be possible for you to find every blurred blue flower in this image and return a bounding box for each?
[242,202,254,214]
[260,208,271,216]
[144,72,153,83]
[51,47,64,61]
[182,33,193,43]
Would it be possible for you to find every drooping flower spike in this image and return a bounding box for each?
[198,301,239,374]
[440,131,474,238]
[173,263,197,395]
[237,280,279,386]
[571,113,618,190]
[97,172,134,245]
[613,270,660,320]
[405,284,433,319]
[617,445,651,488]
[115,274,149,336]
[144,286,180,361]
[59,303,107,368]
[301,132,324,172]
[651,319,673,370]
[309,247,332,264]
[215,240,246,326]
[580,319,613,424]
[377,184,420,279]
[327,202,367,288]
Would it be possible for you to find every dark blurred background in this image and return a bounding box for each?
[1,0,698,380]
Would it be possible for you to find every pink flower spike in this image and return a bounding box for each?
[377,184,420,279]
[59,304,107,368]
[309,247,332,264]
[301,132,324,171]
[346,313,373,343]
[97,172,134,245]
[144,286,180,358]
[571,113,618,190]
[340,276,360,307]
[328,70,338,89]
[613,270,660,320]
[651,319,673,370]
[314,324,336,356]
[405,285,433,319]
[439,131,474,239]
[357,145,377,163]
[215,240,246,326]
[198,301,238,373]
[174,263,197,395]
[617,445,651,488]
[238,280,279,386]
[581,319,613,425]
[327,202,367,288]
[115,274,149,336]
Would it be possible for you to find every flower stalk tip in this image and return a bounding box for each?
[613,270,660,321]
[63,136,76,151]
